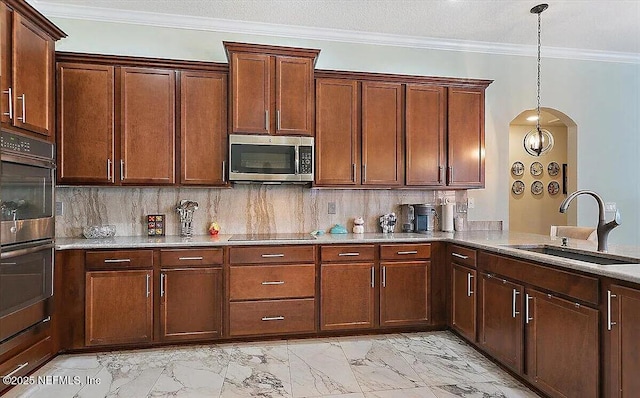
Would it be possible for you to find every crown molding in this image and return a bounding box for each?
[29,0,640,65]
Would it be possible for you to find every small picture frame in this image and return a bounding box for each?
[147,214,165,236]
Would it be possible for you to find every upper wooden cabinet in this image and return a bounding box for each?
[447,87,485,188]
[224,42,319,136]
[1,0,65,140]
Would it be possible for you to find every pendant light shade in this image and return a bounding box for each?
[525,3,553,157]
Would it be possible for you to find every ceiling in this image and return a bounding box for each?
[29,0,640,62]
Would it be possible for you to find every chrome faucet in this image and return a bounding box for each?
[559,190,621,252]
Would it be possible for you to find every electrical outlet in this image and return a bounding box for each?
[467,197,475,209]
[55,201,64,216]
[328,202,336,214]
[605,202,617,212]
[457,203,468,213]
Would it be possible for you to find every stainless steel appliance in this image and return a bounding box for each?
[228,134,314,183]
[0,131,55,344]
[400,204,438,233]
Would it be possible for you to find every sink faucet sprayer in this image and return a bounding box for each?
[559,190,621,252]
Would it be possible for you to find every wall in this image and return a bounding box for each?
[50,17,640,244]
[55,186,466,238]
[509,123,568,235]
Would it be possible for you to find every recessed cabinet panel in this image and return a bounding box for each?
[380,261,430,327]
[447,88,484,187]
[451,263,476,342]
[230,53,270,134]
[0,3,11,126]
[607,284,640,398]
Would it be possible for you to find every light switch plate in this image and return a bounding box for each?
[55,201,63,216]
[468,197,475,209]
[328,202,336,214]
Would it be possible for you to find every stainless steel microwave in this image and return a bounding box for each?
[228,134,314,183]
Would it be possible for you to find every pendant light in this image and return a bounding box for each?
[523,3,554,157]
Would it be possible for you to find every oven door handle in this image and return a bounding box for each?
[1,243,55,259]
[1,153,55,169]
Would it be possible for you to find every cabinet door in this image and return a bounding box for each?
[160,268,222,342]
[525,289,598,398]
[85,270,153,346]
[230,52,270,134]
[405,84,446,186]
[57,63,115,184]
[315,78,359,185]
[0,2,10,125]
[275,56,313,135]
[321,262,375,331]
[380,261,429,327]
[361,81,402,186]
[447,87,484,188]
[451,263,476,342]
[12,12,54,137]
[607,285,640,398]
[180,71,227,185]
[478,273,524,373]
[120,67,175,184]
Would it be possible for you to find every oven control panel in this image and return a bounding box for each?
[1,132,54,160]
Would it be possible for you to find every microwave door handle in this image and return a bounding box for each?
[295,146,300,175]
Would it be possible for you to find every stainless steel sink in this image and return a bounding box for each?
[505,245,639,265]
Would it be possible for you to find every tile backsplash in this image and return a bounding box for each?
[55,186,467,238]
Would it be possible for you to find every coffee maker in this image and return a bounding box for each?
[400,204,438,233]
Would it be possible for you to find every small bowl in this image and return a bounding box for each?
[83,225,116,239]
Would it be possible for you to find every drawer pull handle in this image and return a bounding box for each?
[338,252,360,256]
[261,254,285,258]
[178,256,203,261]
[261,281,285,285]
[397,251,418,255]
[4,362,29,378]
[104,258,131,263]
[261,316,285,321]
[452,253,469,260]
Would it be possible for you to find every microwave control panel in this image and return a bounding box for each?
[299,146,313,174]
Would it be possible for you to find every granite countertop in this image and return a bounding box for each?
[55,231,640,285]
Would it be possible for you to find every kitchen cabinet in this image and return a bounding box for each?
[605,284,640,398]
[447,87,485,187]
[57,63,115,184]
[379,244,431,327]
[525,288,599,398]
[228,245,316,336]
[0,0,65,139]
[361,81,403,186]
[225,42,319,136]
[478,273,524,373]
[405,84,446,186]
[320,245,376,331]
[159,249,223,342]
[179,70,227,185]
[314,78,359,185]
[85,270,153,346]
[449,245,477,342]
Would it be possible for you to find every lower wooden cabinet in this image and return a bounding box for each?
[160,267,222,341]
[0,335,53,394]
[321,262,375,331]
[85,270,153,346]
[478,273,524,373]
[605,284,640,398]
[380,261,430,327]
[525,288,599,398]
[451,263,476,341]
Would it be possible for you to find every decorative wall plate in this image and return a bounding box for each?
[511,161,525,176]
[530,161,543,176]
[548,181,560,195]
[548,161,560,176]
[512,180,525,195]
[531,180,544,195]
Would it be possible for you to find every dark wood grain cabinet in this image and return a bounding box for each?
[605,284,640,398]
[450,245,477,342]
[379,260,430,327]
[0,0,65,139]
[225,42,319,136]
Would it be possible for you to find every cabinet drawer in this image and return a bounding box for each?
[0,336,52,393]
[229,299,316,336]
[321,245,375,262]
[160,248,223,266]
[449,245,477,267]
[230,264,315,300]
[229,245,315,264]
[86,250,153,269]
[380,244,431,260]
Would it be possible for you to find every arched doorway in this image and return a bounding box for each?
[508,108,578,234]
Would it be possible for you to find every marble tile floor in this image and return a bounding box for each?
[5,331,541,398]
